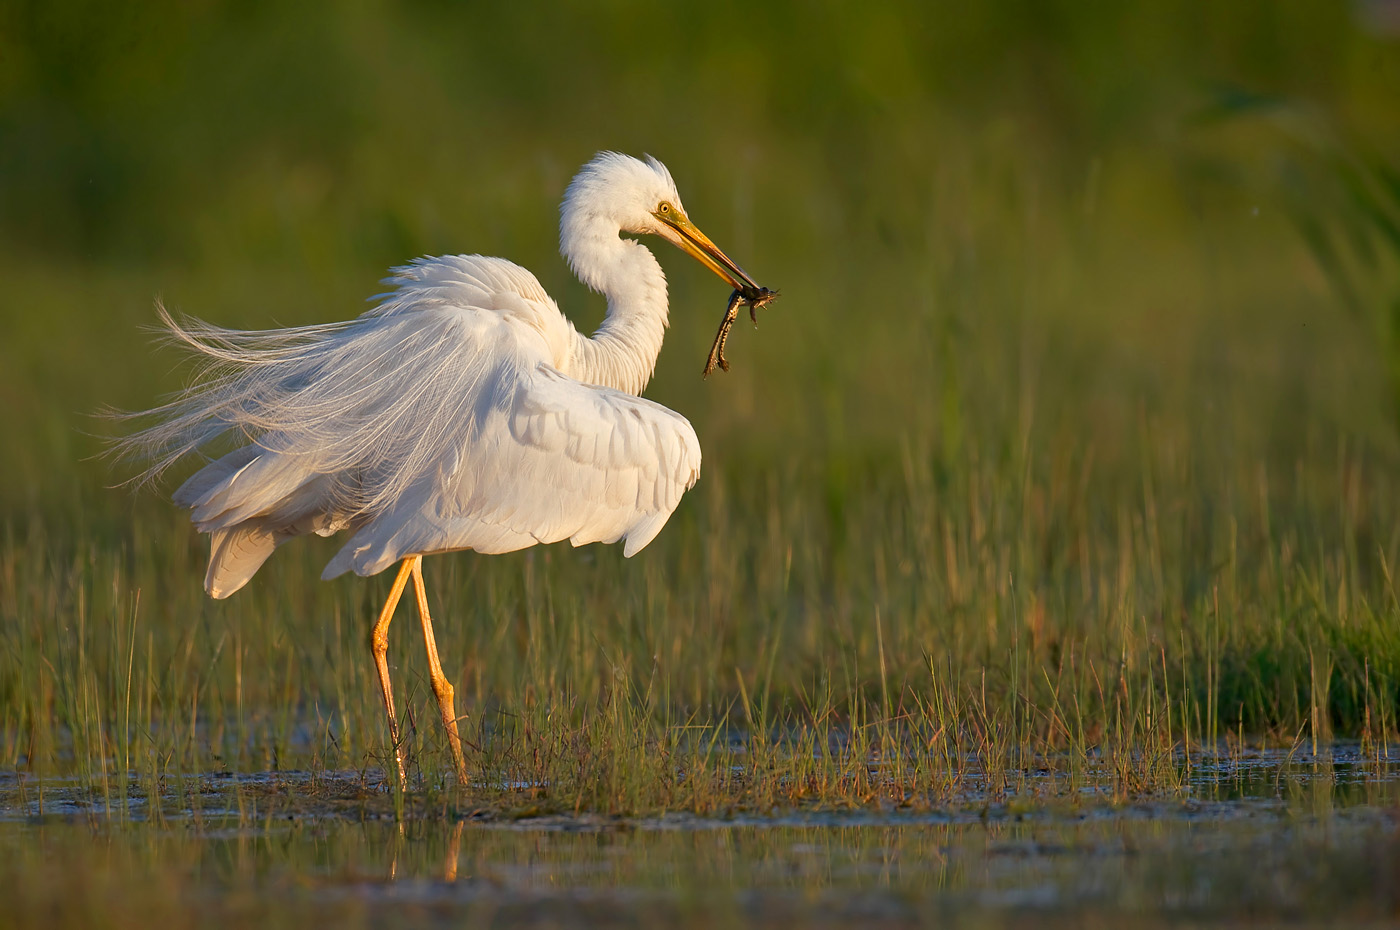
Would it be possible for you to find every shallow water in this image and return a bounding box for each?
[4,747,1399,929]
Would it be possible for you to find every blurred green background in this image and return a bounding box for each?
[4,0,1397,506]
[4,0,1400,762]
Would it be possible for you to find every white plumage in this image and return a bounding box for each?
[145,254,700,597]
[112,152,768,782]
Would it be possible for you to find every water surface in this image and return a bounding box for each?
[3,747,1398,929]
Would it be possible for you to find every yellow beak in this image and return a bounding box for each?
[655,209,761,294]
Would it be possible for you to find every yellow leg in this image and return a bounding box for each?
[371,558,416,785]
[410,556,469,784]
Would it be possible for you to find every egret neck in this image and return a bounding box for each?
[563,232,669,397]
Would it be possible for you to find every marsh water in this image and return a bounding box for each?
[4,747,1399,929]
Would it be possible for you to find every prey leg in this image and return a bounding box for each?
[410,556,469,784]
[371,558,416,786]
[703,290,745,377]
[703,287,778,378]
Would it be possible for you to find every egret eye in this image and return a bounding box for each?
[658,202,672,215]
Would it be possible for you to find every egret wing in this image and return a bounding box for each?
[128,254,698,596]
[322,352,701,579]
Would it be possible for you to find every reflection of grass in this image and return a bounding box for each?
[4,2,1400,813]
[5,775,1400,929]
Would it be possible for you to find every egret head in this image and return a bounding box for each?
[562,152,760,293]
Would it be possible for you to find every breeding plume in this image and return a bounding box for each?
[114,152,771,782]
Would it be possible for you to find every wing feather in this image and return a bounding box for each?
[119,254,700,593]
[323,361,700,578]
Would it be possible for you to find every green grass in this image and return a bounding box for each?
[4,1,1400,813]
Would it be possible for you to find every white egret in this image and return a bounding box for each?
[113,152,772,783]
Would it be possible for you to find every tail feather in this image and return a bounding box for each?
[173,446,259,512]
[186,450,351,596]
[182,449,320,531]
[206,525,278,598]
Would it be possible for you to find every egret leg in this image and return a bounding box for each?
[410,556,469,784]
[371,558,416,785]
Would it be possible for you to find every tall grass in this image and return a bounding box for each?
[3,1,1400,811]
[4,393,1398,810]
